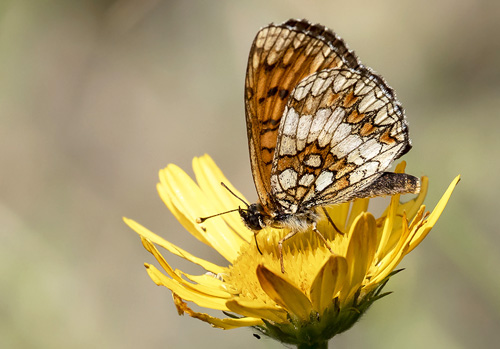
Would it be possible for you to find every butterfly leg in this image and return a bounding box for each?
[278,230,299,273]
[254,233,263,255]
[312,222,334,255]
[321,207,343,235]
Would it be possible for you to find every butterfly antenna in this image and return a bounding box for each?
[196,183,248,224]
[196,208,240,224]
[220,182,249,208]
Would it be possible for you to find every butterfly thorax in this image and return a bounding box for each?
[240,202,320,232]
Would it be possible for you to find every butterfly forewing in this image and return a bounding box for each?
[270,67,412,212]
[245,19,362,211]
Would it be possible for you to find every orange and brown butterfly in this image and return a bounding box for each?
[204,19,420,273]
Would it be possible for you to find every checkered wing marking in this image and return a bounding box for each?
[270,68,411,212]
[245,19,361,210]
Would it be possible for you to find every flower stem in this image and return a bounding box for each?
[297,341,328,349]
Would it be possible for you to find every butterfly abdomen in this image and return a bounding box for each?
[270,208,321,232]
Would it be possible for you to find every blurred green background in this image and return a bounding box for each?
[1,0,499,348]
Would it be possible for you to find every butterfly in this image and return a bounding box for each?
[203,19,420,273]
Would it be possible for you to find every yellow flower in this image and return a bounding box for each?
[124,155,459,346]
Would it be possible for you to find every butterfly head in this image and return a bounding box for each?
[239,203,268,231]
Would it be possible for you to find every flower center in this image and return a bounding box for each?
[225,224,340,304]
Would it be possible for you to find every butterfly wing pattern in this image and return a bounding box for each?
[239,19,420,272]
[271,68,418,217]
[245,19,362,212]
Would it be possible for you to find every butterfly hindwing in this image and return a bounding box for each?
[245,19,361,211]
[270,67,413,212]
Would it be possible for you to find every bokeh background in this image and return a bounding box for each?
[1,0,499,348]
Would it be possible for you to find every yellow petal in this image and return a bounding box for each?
[157,183,211,246]
[194,155,253,243]
[145,264,230,310]
[176,271,232,299]
[369,214,411,285]
[341,213,377,301]
[408,175,460,253]
[173,294,263,329]
[139,239,236,310]
[256,265,313,321]
[180,272,226,289]
[394,160,407,173]
[124,217,225,274]
[408,205,427,233]
[195,155,249,211]
[226,299,288,323]
[160,165,245,261]
[157,165,211,245]
[346,198,370,228]
[310,255,348,312]
[141,237,183,283]
[375,192,399,262]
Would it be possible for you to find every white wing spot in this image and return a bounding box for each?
[292,33,306,48]
[311,74,334,97]
[263,30,277,50]
[271,174,280,190]
[304,154,322,167]
[358,91,386,113]
[347,138,382,165]
[315,171,334,192]
[318,108,344,147]
[299,173,315,187]
[294,81,313,101]
[255,29,269,48]
[349,161,379,184]
[353,81,373,95]
[266,50,280,66]
[359,138,383,159]
[252,53,260,70]
[374,106,390,125]
[333,73,346,92]
[282,107,299,136]
[274,34,286,51]
[333,71,356,92]
[331,134,363,158]
[297,114,312,140]
[307,109,330,143]
[279,135,297,156]
[330,123,352,148]
[373,143,404,169]
[279,168,298,190]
